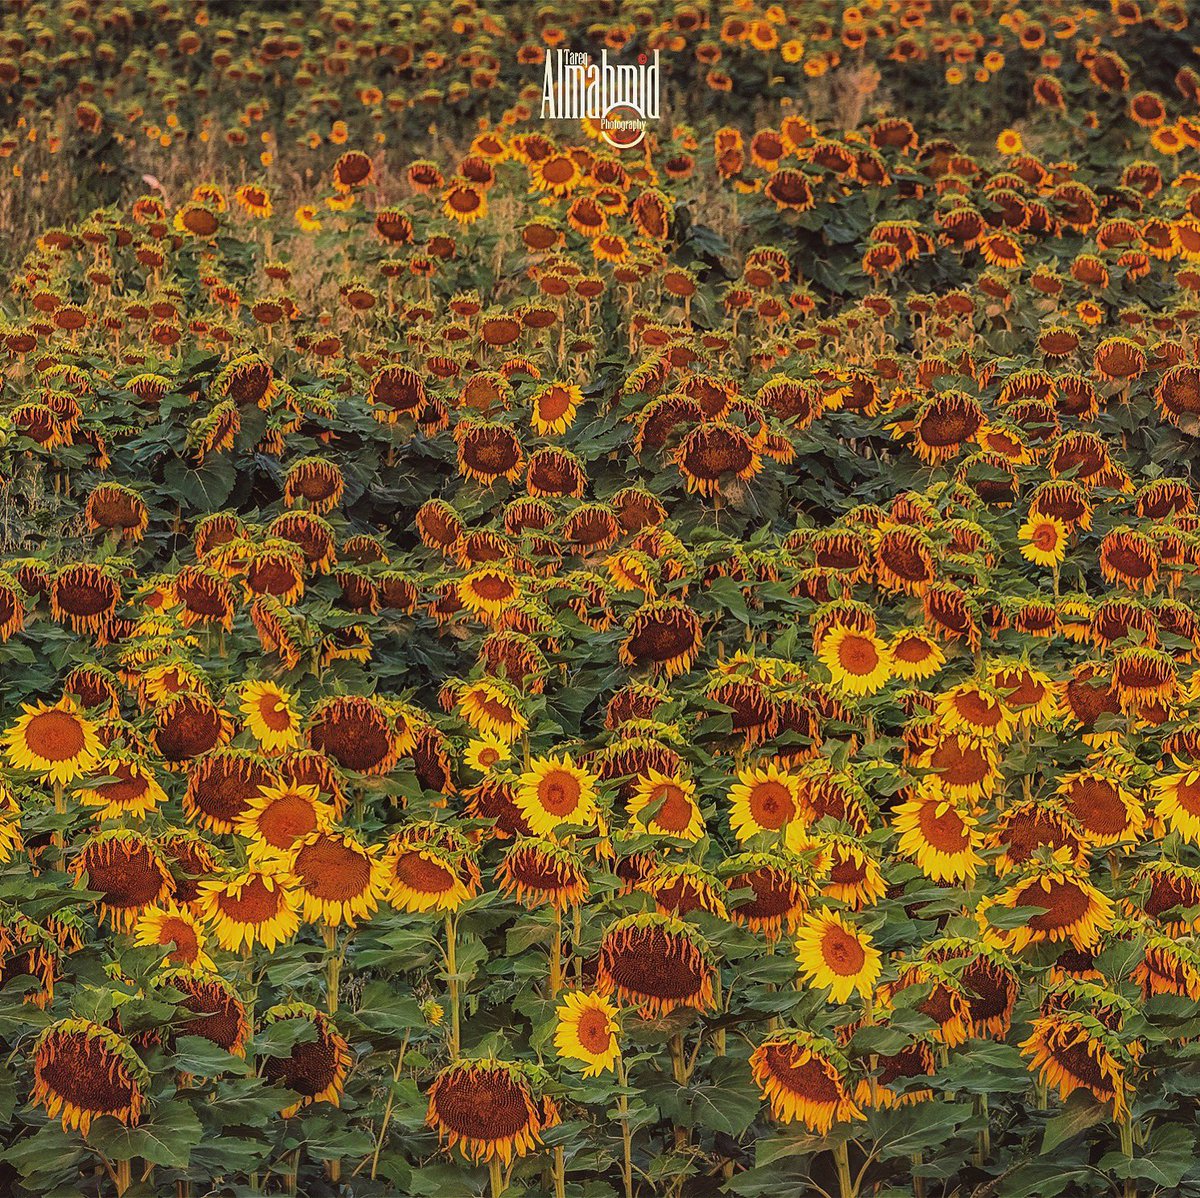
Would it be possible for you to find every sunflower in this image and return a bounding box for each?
[134,903,214,971]
[307,695,399,775]
[530,382,582,435]
[496,837,588,909]
[1058,769,1145,848]
[239,680,302,752]
[1152,766,1200,842]
[994,864,1115,952]
[749,1030,863,1133]
[32,1020,147,1134]
[627,769,705,842]
[888,629,945,681]
[794,909,882,1003]
[1020,1011,1133,1118]
[386,833,478,913]
[936,681,1017,742]
[73,831,172,931]
[75,752,167,820]
[893,785,982,883]
[643,861,728,918]
[554,990,620,1077]
[237,784,334,854]
[196,865,300,952]
[288,830,386,927]
[457,567,520,620]
[728,761,803,841]
[167,970,249,1056]
[724,852,811,940]
[515,754,599,838]
[456,679,529,743]
[427,1059,554,1164]
[261,1002,351,1117]
[184,749,278,833]
[464,734,512,773]
[1019,514,1068,567]
[818,836,887,910]
[4,698,101,784]
[818,625,892,696]
[619,600,703,678]
[596,913,715,1017]
[854,1041,937,1110]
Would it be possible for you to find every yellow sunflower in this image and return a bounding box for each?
[794,909,882,1003]
[626,769,705,842]
[134,903,215,972]
[728,761,804,841]
[196,865,301,953]
[4,698,101,785]
[464,734,512,773]
[1152,767,1200,843]
[893,785,982,883]
[239,680,302,753]
[817,625,892,696]
[288,830,387,927]
[515,754,600,838]
[554,989,621,1078]
[1019,514,1068,567]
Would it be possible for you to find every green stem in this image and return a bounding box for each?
[616,1055,633,1198]
[550,906,563,999]
[834,1141,855,1198]
[489,1157,505,1197]
[323,924,340,1014]
[369,1032,410,1180]
[446,913,460,1059]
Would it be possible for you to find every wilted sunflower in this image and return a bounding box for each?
[750,1030,863,1132]
[515,754,599,838]
[1021,1010,1134,1118]
[596,913,715,1017]
[994,864,1115,952]
[387,834,478,914]
[554,990,620,1077]
[288,830,386,927]
[794,909,882,1003]
[261,1002,351,1117]
[196,864,300,952]
[32,1020,147,1134]
[723,851,811,939]
[307,695,399,775]
[426,1059,555,1164]
[456,678,529,743]
[239,680,302,752]
[619,600,703,678]
[4,698,101,785]
[166,969,249,1056]
[496,837,588,909]
[72,830,172,931]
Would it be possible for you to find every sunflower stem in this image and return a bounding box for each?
[1120,1113,1136,1198]
[369,1031,409,1179]
[550,906,563,999]
[833,1141,855,1198]
[615,1055,634,1198]
[445,913,461,1059]
[973,1094,990,1166]
[669,1033,689,1149]
[553,1145,566,1198]
[52,780,65,859]
[323,923,340,1014]
[489,1156,505,1197]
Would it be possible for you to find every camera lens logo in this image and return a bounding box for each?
[601,101,648,149]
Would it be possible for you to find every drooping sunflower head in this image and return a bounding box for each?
[288,830,386,928]
[495,837,589,910]
[385,832,478,914]
[134,903,214,972]
[596,912,716,1018]
[72,830,172,931]
[722,851,812,940]
[262,1002,352,1116]
[426,1058,553,1164]
[32,1019,148,1134]
[749,1029,863,1133]
[995,863,1115,953]
[165,969,249,1057]
[1020,1010,1135,1119]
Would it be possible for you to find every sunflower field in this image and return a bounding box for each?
[9,2,1200,1197]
